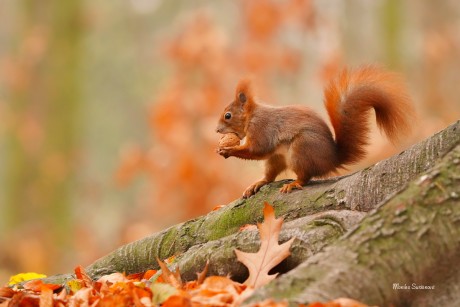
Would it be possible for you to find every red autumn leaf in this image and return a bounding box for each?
[0,286,15,298]
[162,294,192,307]
[143,269,158,280]
[74,265,93,287]
[23,279,61,292]
[126,272,144,280]
[39,286,54,307]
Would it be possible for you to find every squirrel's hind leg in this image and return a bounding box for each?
[243,154,286,198]
[280,131,334,193]
[280,179,308,193]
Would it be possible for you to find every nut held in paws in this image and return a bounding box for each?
[219,133,241,147]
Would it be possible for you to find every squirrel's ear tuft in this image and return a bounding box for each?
[239,92,247,103]
[235,78,253,104]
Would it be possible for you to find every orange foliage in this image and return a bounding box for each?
[115,1,315,222]
[1,203,374,306]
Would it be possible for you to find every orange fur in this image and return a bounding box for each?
[216,65,415,198]
[324,65,413,165]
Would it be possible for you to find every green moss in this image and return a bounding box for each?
[157,226,181,258]
[204,200,265,241]
[337,189,346,199]
[181,218,201,234]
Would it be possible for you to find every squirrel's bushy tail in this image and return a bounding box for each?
[324,65,414,166]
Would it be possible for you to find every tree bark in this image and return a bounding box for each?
[245,140,460,306]
[85,120,460,278]
[3,0,83,246]
[41,121,460,306]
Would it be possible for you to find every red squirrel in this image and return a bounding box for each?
[216,65,414,198]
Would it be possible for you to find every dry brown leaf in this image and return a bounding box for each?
[190,277,238,306]
[235,202,295,288]
[0,287,15,298]
[157,257,183,288]
[74,265,93,288]
[196,260,209,285]
[97,272,129,284]
[23,279,61,292]
[162,294,192,307]
[39,286,53,307]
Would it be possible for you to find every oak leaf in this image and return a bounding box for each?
[235,202,295,288]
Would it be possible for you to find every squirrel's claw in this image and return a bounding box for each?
[216,147,230,159]
[242,180,268,198]
[280,181,303,193]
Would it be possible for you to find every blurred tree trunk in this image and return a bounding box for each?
[381,0,403,68]
[3,1,83,248]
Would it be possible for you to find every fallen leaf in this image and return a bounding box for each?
[157,258,183,288]
[69,287,91,306]
[151,282,178,305]
[39,286,53,307]
[74,265,93,288]
[0,287,15,298]
[200,276,238,295]
[196,261,209,285]
[97,272,129,284]
[235,202,295,288]
[55,288,67,301]
[67,279,84,294]
[127,272,144,280]
[23,279,61,292]
[143,270,158,280]
[162,294,192,307]
[8,272,47,286]
[191,292,234,306]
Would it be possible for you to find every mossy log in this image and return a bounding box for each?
[42,121,460,306]
[86,121,459,280]
[245,139,460,306]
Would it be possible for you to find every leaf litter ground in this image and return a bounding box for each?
[1,203,372,307]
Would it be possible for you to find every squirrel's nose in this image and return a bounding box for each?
[216,127,222,133]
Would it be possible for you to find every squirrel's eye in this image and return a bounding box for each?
[224,112,232,120]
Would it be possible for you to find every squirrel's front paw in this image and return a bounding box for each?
[216,147,231,159]
[243,180,268,198]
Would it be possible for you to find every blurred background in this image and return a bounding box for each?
[1,0,459,282]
